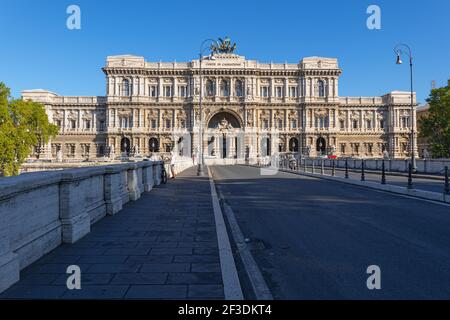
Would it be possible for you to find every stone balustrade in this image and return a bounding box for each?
[0,160,165,293]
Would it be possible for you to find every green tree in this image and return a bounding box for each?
[0,82,58,176]
[419,80,450,158]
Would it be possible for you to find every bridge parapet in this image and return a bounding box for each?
[0,160,164,293]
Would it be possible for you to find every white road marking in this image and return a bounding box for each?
[210,167,274,300]
[207,166,244,300]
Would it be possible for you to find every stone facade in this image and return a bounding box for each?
[23,53,417,162]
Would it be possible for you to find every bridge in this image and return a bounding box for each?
[1,160,450,299]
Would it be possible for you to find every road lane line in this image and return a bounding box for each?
[207,166,244,300]
[209,167,274,300]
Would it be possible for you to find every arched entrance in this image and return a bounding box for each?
[207,112,242,159]
[289,137,299,152]
[149,137,159,153]
[316,137,326,155]
[120,137,131,155]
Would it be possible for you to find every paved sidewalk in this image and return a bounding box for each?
[0,167,224,300]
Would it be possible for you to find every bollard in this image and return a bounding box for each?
[345,159,349,179]
[332,160,336,177]
[361,159,365,181]
[444,166,449,195]
[321,159,324,175]
[407,163,413,189]
[381,160,386,185]
[312,159,315,174]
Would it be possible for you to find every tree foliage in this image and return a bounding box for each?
[419,81,450,158]
[0,82,58,176]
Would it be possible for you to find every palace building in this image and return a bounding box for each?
[23,47,417,164]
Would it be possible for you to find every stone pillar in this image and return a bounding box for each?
[59,171,92,244]
[0,207,19,293]
[104,165,124,215]
[142,162,155,192]
[127,164,141,201]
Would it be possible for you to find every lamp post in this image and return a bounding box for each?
[394,43,416,172]
[197,39,218,176]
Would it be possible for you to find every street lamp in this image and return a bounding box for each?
[394,43,416,172]
[197,38,218,176]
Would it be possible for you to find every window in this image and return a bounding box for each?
[165,119,171,129]
[55,120,62,128]
[262,119,269,129]
[289,87,298,98]
[291,119,297,129]
[70,120,76,129]
[235,80,243,97]
[164,86,172,97]
[275,86,283,98]
[368,144,373,153]
[99,120,105,131]
[277,118,283,129]
[366,119,372,129]
[261,86,269,97]
[340,120,345,130]
[69,145,75,156]
[340,144,346,154]
[178,86,187,97]
[149,85,158,97]
[123,79,131,96]
[220,80,230,97]
[353,120,359,129]
[85,120,91,130]
[206,80,214,96]
[379,120,385,129]
[120,117,132,128]
[401,117,409,128]
[318,80,325,97]
[151,119,157,129]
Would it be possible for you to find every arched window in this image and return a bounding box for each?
[220,80,230,97]
[318,80,325,97]
[206,80,214,97]
[123,79,131,96]
[149,138,159,152]
[235,80,243,97]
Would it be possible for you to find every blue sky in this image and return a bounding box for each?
[0,0,449,104]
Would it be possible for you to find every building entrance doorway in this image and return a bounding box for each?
[316,137,326,155]
[120,137,131,155]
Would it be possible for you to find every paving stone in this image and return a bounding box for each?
[0,285,67,299]
[103,248,150,256]
[111,273,167,285]
[86,263,141,273]
[188,285,224,299]
[191,263,221,273]
[126,255,173,264]
[137,241,178,249]
[18,273,61,285]
[140,263,191,273]
[150,248,193,255]
[52,273,113,285]
[167,273,222,285]
[61,286,129,299]
[174,255,220,263]
[125,285,187,299]
[77,255,128,264]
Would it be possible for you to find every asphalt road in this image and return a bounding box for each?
[211,165,450,299]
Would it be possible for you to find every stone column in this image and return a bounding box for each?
[142,162,155,192]
[127,164,141,201]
